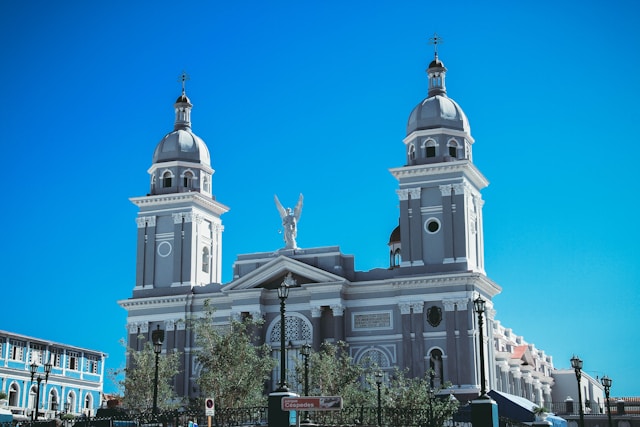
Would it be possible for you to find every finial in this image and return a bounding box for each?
[428,33,443,58]
[177,71,190,95]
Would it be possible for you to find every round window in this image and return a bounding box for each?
[425,219,440,234]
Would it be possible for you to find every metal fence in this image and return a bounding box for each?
[0,405,533,427]
[549,398,640,416]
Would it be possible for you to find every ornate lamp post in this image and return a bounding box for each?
[601,375,613,427]
[29,361,52,421]
[375,371,383,427]
[300,343,311,423]
[276,274,293,391]
[152,325,165,415]
[570,355,585,427]
[473,296,488,397]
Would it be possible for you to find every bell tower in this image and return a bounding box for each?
[389,41,488,274]
[130,74,229,289]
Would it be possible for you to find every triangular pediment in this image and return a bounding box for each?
[222,255,348,292]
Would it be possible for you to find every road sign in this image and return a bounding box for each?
[205,397,215,416]
[281,396,342,411]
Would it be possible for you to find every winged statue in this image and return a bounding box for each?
[274,194,304,249]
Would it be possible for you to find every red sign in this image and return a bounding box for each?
[281,396,342,411]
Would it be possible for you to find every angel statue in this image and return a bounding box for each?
[274,194,303,249]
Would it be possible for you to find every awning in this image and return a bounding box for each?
[487,390,536,422]
[486,390,567,427]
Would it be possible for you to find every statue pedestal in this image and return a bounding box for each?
[471,395,498,427]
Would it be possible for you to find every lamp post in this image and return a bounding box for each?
[570,355,585,427]
[29,361,52,421]
[473,296,488,397]
[276,275,292,391]
[375,371,383,427]
[300,344,311,424]
[152,325,165,415]
[601,375,613,427]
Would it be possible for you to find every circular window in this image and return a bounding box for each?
[425,218,440,234]
[157,241,172,257]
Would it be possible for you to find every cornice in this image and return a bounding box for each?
[389,161,488,190]
[130,192,230,216]
[403,128,475,145]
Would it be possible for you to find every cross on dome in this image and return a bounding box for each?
[428,33,443,58]
[178,71,190,95]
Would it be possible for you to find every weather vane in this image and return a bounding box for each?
[428,33,443,57]
[178,71,190,95]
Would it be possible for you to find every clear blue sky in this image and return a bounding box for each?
[1,0,638,397]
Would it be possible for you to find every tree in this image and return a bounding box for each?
[109,337,181,413]
[384,368,459,427]
[296,342,458,427]
[297,341,373,407]
[191,300,276,409]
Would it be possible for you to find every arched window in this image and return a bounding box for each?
[408,144,416,161]
[448,140,459,158]
[425,140,437,158]
[358,348,391,368]
[183,171,194,188]
[49,389,58,412]
[202,247,210,273]
[8,383,19,407]
[162,171,173,188]
[84,394,92,415]
[391,248,401,267]
[67,392,76,414]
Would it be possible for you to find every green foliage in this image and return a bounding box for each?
[384,368,459,427]
[109,337,181,413]
[294,341,374,406]
[0,391,7,400]
[191,300,276,409]
[296,343,458,427]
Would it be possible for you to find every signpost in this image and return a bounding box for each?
[205,397,215,427]
[281,397,343,411]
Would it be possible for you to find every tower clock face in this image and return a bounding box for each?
[157,241,173,257]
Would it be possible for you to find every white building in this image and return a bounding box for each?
[119,51,556,406]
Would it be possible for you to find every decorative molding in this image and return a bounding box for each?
[136,216,156,228]
[311,306,323,318]
[439,184,452,197]
[411,301,425,313]
[396,189,410,201]
[330,305,345,316]
[398,302,411,315]
[408,188,421,199]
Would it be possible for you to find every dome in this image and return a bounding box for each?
[406,95,469,135]
[388,225,400,245]
[176,93,191,104]
[428,57,445,69]
[152,128,211,165]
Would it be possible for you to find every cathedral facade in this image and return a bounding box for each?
[119,53,554,405]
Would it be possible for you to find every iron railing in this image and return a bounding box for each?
[0,404,569,427]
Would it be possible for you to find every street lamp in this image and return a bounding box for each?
[601,375,613,427]
[300,344,311,423]
[375,371,383,427]
[570,355,585,427]
[276,274,293,391]
[152,325,165,415]
[473,296,488,397]
[29,361,52,421]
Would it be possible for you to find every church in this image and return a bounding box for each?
[118,49,555,406]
